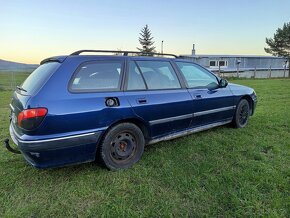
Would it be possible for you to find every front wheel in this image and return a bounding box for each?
[232,99,250,128]
[99,123,145,170]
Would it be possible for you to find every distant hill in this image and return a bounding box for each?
[0,59,38,72]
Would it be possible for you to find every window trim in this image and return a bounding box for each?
[175,61,220,90]
[68,60,125,93]
[124,60,183,91]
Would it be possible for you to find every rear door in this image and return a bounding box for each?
[124,60,193,138]
[175,61,235,127]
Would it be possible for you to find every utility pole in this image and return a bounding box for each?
[218,61,221,77]
[236,59,241,78]
[284,60,287,77]
[161,40,164,54]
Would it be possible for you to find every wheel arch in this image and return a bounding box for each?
[240,95,254,115]
[102,118,151,144]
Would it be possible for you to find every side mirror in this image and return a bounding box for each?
[219,78,228,88]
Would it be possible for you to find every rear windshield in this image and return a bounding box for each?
[20,62,60,95]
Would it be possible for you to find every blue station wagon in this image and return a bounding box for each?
[5,50,257,170]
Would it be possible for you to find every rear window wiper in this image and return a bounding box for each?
[16,86,27,92]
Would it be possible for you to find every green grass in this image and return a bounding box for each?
[0,72,31,91]
[0,73,289,217]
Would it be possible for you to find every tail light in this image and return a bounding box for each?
[18,108,48,130]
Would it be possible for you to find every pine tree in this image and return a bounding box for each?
[137,25,156,55]
[265,22,290,76]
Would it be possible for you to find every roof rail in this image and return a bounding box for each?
[70,50,178,58]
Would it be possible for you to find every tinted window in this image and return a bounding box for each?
[20,62,60,95]
[219,61,225,66]
[136,61,181,90]
[176,62,218,89]
[209,61,216,67]
[71,61,122,91]
[127,61,146,90]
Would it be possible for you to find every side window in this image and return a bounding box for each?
[209,60,217,67]
[209,60,228,68]
[70,61,122,91]
[218,60,228,67]
[176,62,218,89]
[127,61,146,90]
[135,61,181,90]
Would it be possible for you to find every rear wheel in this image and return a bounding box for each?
[99,123,145,170]
[232,99,250,128]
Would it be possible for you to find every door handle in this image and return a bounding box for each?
[195,94,202,99]
[137,98,147,104]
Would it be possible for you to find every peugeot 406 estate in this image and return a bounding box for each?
[5,50,257,170]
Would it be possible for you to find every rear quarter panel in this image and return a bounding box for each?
[25,56,137,137]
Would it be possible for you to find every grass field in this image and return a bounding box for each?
[0,72,289,217]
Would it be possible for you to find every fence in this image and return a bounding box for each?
[212,68,289,79]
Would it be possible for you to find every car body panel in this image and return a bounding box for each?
[188,86,235,127]
[9,124,101,168]
[227,83,257,114]
[125,89,194,138]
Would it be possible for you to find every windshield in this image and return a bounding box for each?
[20,62,60,95]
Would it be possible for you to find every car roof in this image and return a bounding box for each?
[40,54,191,65]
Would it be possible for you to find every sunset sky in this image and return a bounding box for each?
[0,0,289,64]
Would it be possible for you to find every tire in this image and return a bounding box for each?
[99,123,145,170]
[232,99,250,128]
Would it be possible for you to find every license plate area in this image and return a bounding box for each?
[9,124,19,146]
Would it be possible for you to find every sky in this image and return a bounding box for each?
[0,0,289,64]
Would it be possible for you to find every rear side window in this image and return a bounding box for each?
[20,62,60,95]
[70,61,122,92]
[135,61,181,90]
[127,62,146,90]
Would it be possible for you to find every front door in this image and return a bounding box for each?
[175,61,235,127]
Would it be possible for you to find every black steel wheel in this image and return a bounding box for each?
[232,99,250,128]
[99,123,145,170]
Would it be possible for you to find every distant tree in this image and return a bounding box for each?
[137,25,156,55]
[265,22,290,76]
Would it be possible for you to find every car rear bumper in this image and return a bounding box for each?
[9,124,103,168]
